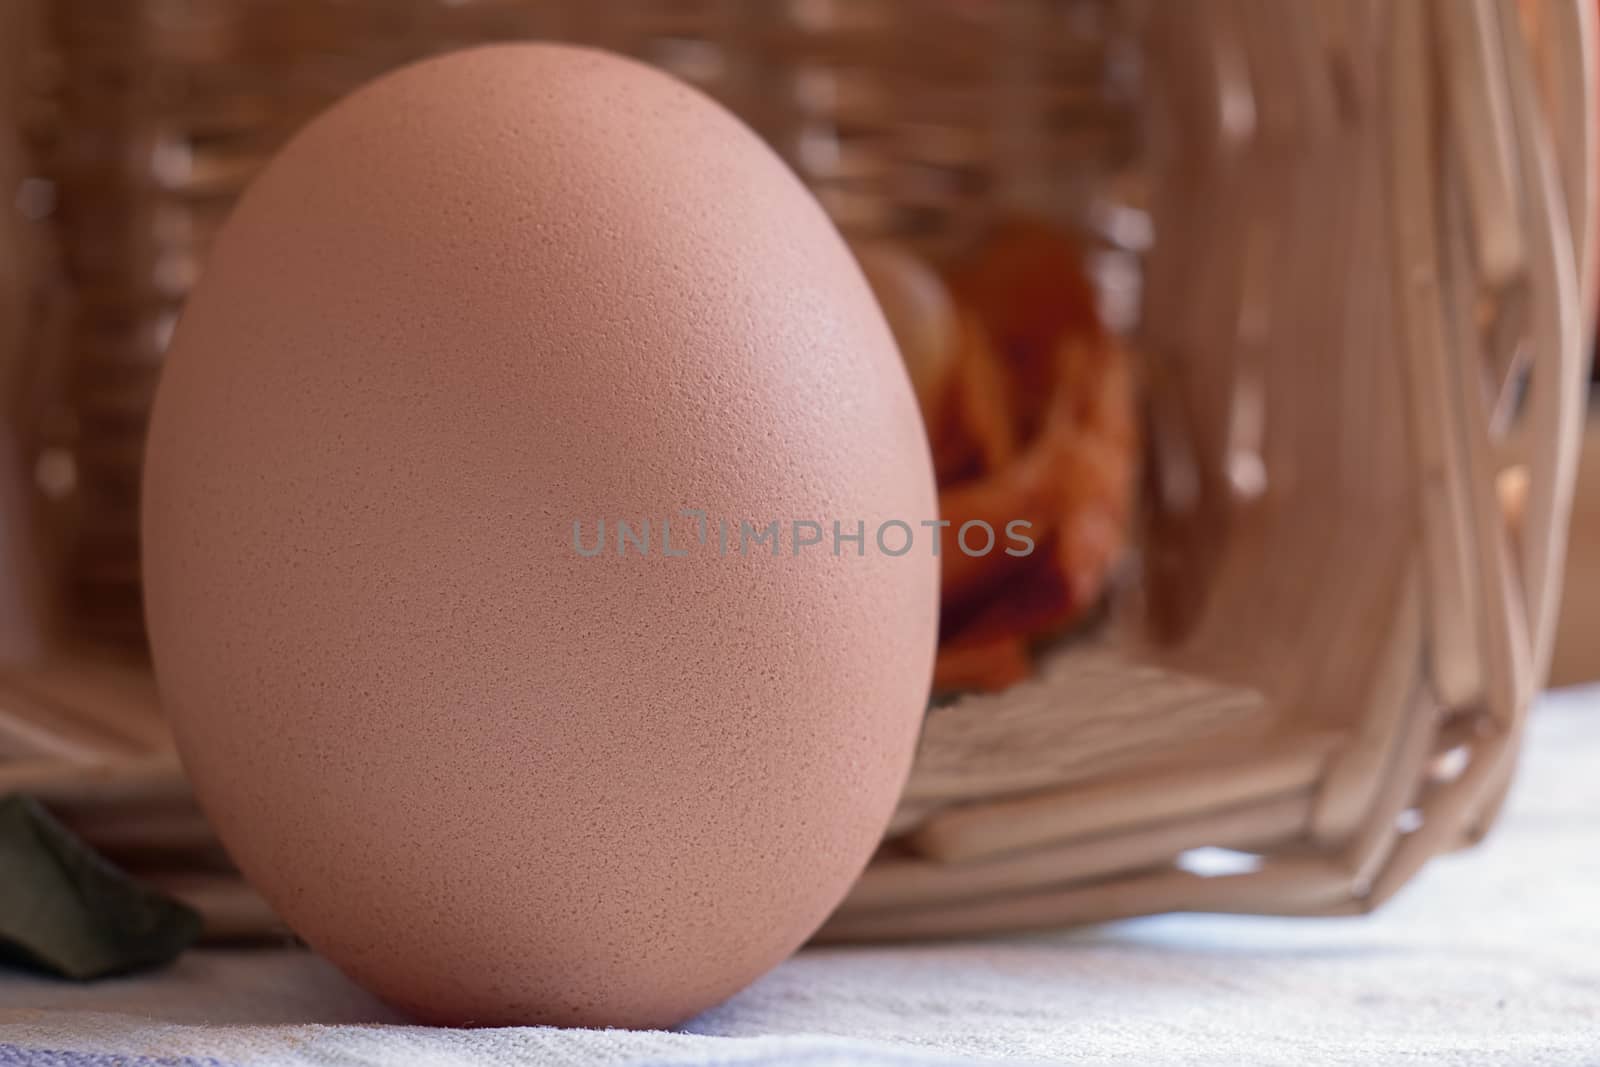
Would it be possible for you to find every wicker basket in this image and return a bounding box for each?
[0,0,1593,944]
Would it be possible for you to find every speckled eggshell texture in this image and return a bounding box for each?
[141,45,937,1029]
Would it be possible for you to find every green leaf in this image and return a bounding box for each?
[0,794,202,980]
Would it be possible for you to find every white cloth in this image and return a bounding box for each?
[2,687,1598,1066]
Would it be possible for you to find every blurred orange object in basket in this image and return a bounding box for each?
[859,222,1139,694]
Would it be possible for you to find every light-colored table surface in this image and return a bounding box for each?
[3,687,1598,1067]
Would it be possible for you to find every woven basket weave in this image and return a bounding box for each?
[0,0,1593,943]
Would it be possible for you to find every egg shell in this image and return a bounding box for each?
[141,44,938,1028]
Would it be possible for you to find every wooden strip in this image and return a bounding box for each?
[908,733,1336,863]
[1,653,172,754]
[1435,0,1534,423]
[147,874,288,943]
[0,0,54,666]
[1493,0,1590,686]
[1360,726,1516,910]
[1184,856,1359,914]
[1387,0,1487,713]
[0,752,188,805]
[819,855,1357,943]
[902,644,1270,805]
[0,686,121,764]
[1458,749,1516,848]
[818,868,1210,943]
[1533,0,1597,327]
[845,791,1310,914]
[1437,144,1530,729]
[1435,0,1526,287]
[1337,686,1444,891]
[1311,558,1423,842]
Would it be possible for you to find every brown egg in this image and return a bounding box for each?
[141,45,937,1029]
